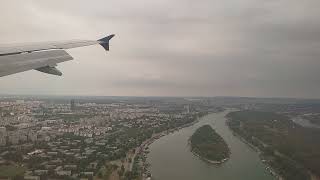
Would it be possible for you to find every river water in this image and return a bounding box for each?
[292,116,320,129]
[147,111,277,180]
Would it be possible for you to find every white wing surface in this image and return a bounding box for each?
[0,34,114,77]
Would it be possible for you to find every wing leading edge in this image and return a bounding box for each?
[0,34,115,77]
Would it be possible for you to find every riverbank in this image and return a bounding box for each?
[227,115,320,180]
[103,114,204,180]
[146,111,277,180]
[225,114,284,180]
[189,145,229,164]
[135,116,202,179]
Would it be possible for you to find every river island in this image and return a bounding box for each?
[189,125,230,164]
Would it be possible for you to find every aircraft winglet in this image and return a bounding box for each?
[98,34,115,51]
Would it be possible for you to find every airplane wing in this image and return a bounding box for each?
[0,34,115,77]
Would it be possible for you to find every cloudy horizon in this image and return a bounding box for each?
[0,0,320,98]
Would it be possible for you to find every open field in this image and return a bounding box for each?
[0,165,25,178]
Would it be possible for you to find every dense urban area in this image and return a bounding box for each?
[0,96,218,180]
[1,96,320,180]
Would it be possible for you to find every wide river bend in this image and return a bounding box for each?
[147,111,277,180]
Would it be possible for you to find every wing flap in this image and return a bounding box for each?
[36,66,63,76]
[0,50,73,77]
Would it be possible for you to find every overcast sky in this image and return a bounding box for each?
[0,0,319,98]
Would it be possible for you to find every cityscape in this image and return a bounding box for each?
[0,96,219,180]
[1,96,320,180]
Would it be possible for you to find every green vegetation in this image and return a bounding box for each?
[189,125,229,163]
[0,165,25,179]
[227,110,320,180]
[96,164,117,179]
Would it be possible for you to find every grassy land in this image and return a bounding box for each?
[190,125,229,162]
[227,110,320,180]
[0,165,25,178]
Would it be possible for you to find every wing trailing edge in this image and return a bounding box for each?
[0,50,72,77]
[36,66,63,76]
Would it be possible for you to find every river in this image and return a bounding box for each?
[147,110,277,180]
[292,116,320,129]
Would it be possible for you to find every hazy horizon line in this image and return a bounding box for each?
[1,93,320,101]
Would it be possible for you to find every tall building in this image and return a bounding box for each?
[70,99,75,111]
[184,105,190,113]
[0,127,6,134]
[0,127,6,146]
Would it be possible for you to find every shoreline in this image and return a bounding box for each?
[225,116,283,180]
[187,137,230,165]
[141,110,284,180]
[144,118,200,148]
[136,115,203,179]
[189,145,229,164]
